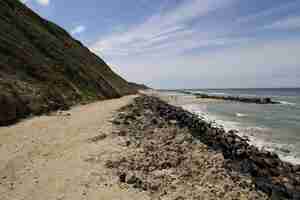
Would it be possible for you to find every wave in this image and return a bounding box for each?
[209,92,228,95]
[188,90,206,94]
[236,113,248,117]
[229,126,300,165]
[181,104,300,164]
[280,155,300,165]
[186,91,229,96]
[278,101,296,106]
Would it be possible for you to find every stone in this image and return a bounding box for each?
[169,120,177,125]
[87,133,107,143]
[119,173,126,183]
[118,130,127,136]
[293,165,300,172]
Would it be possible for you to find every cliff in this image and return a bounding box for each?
[0,0,137,125]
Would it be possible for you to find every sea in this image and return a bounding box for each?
[159,88,300,164]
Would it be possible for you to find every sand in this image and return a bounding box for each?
[0,95,151,200]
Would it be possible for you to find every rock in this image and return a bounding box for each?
[118,130,127,136]
[151,118,158,124]
[112,120,122,125]
[0,93,18,125]
[169,120,177,125]
[293,165,300,172]
[87,133,107,143]
[127,175,143,189]
[119,173,126,183]
[228,129,239,134]
[149,180,161,191]
[105,160,117,169]
[174,196,185,200]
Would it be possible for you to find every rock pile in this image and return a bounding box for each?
[179,91,278,104]
[195,93,278,104]
[107,96,274,199]
[109,95,300,199]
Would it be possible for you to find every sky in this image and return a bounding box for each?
[20,0,300,89]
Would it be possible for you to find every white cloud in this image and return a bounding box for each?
[71,25,86,35]
[20,0,50,6]
[264,16,300,30]
[36,0,49,6]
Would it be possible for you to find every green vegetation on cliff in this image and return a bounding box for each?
[0,0,137,125]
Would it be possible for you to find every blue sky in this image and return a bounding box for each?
[21,0,300,89]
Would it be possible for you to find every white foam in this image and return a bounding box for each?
[181,103,300,165]
[236,113,248,117]
[209,92,228,95]
[278,101,296,105]
[281,155,300,165]
[188,90,206,94]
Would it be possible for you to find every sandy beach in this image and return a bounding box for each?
[0,95,151,200]
[1,93,299,199]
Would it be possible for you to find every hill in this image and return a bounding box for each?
[0,0,138,125]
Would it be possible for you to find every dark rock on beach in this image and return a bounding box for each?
[0,0,139,126]
[110,95,300,199]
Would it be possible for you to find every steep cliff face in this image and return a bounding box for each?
[0,0,137,125]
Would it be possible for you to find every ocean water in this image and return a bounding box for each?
[162,88,300,164]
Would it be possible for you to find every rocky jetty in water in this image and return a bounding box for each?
[180,91,279,104]
[0,0,140,126]
[110,95,300,199]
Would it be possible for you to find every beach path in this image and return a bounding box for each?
[0,95,150,200]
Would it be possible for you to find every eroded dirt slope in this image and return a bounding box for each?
[0,0,136,125]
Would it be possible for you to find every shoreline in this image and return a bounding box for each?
[157,91,300,165]
[111,94,300,199]
[181,104,300,165]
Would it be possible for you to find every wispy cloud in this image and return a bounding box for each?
[236,1,299,24]
[90,0,235,57]
[264,16,300,30]
[71,25,86,35]
[88,0,300,88]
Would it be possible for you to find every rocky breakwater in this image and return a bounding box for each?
[198,93,278,104]
[181,91,279,104]
[110,95,300,199]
